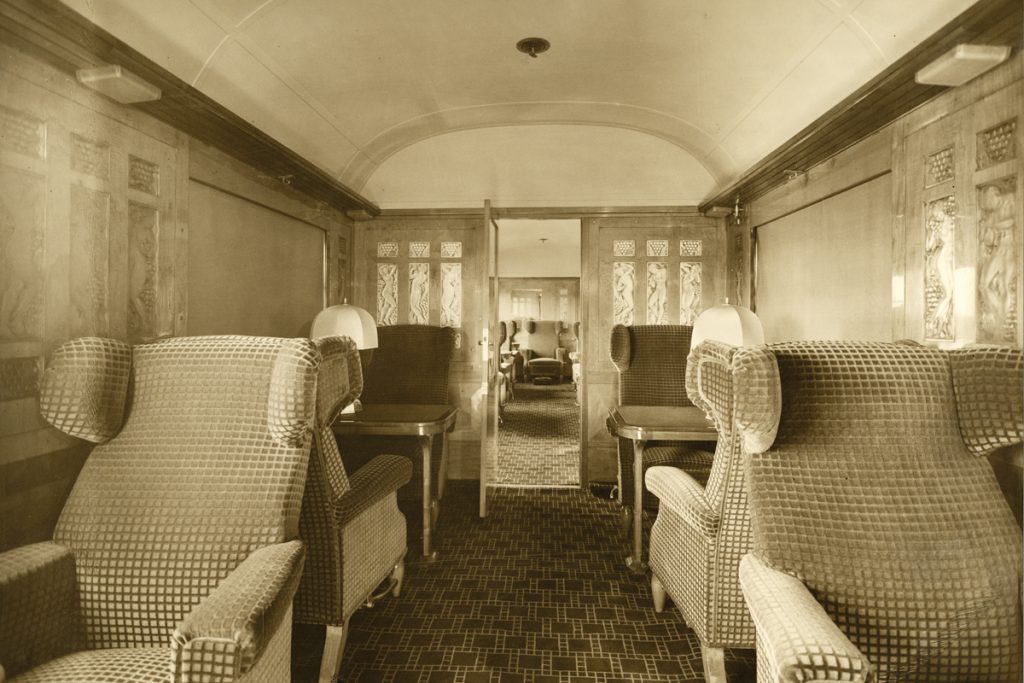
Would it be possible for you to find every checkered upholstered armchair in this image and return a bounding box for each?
[0,335,319,683]
[644,340,755,682]
[294,337,412,683]
[609,324,714,527]
[337,324,454,502]
[736,342,1023,682]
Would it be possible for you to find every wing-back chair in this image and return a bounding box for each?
[337,324,455,501]
[737,342,1022,682]
[521,320,572,382]
[0,335,317,683]
[295,337,412,683]
[644,339,755,682]
[609,324,714,525]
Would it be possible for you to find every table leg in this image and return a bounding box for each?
[420,435,438,561]
[626,438,647,573]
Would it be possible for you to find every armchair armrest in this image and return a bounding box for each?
[645,465,719,536]
[337,454,413,527]
[739,554,872,683]
[172,540,305,681]
[0,542,80,677]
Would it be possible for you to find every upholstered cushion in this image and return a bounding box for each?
[950,345,1023,456]
[39,337,132,443]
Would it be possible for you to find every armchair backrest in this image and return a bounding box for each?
[610,324,694,406]
[519,319,563,358]
[739,341,1022,680]
[361,325,454,405]
[41,335,320,648]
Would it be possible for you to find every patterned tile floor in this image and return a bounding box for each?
[496,381,580,487]
[292,483,756,682]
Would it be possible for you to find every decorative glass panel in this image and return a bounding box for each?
[977,176,1018,343]
[0,105,45,159]
[924,195,956,341]
[409,263,429,324]
[71,134,110,179]
[409,241,430,258]
[613,240,635,257]
[612,262,635,325]
[679,239,702,256]
[128,155,159,195]
[441,241,462,258]
[646,239,668,257]
[376,263,398,325]
[680,262,702,325]
[377,241,398,258]
[977,119,1017,170]
[440,263,462,327]
[646,262,668,324]
[926,146,954,187]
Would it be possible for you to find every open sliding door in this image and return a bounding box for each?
[479,200,501,516]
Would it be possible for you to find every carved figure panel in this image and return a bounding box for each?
[127,203,159,341]
[646,262,668,324]
[0,167,45,340]
[613,262,635,325]
[0,105,45,159]
[680,262,702,325]
[613,240,635,257]
[977,176,1018,343]
[377,241,398,258]
[977,119,1017,170]
[70,185,110,337]
[924,195,956,341]
[441,241,462,258]
[440,263,462,327]
[409,263,430,324]
[409,241,430,258]
[377,263,398,326]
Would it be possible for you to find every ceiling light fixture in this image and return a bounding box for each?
[915,44,1011,87]
[516,37,550,58]
[76,65,161,104]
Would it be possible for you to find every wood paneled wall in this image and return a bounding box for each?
[581,214,725,482]
[351,215,484,479]
[0,45,352,551]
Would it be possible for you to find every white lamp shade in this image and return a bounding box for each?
[691,304,764,349]
[311,304,378,349]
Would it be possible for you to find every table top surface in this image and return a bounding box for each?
[607,405,717,441]
[332,403,458,436]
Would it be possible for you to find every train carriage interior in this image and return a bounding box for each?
[0,1,1022,682]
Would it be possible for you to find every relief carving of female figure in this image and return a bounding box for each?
[978,182,1017,340]
[925,201,955,339]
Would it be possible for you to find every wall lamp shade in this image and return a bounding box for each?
[76,65,161,104]
[311,304,378,349]
[915,44,1011,87]
[691,304,765,349]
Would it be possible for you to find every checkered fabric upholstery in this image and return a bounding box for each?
[739,341,1022,682]
[338,325,453,500]
[645,340,755,652]
[609,325,714,509]
[295,336,411,632]
[3,335,318,682]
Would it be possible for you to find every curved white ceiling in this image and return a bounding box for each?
[62,0,980,207]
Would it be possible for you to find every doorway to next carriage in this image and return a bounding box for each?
[494,218,582,487]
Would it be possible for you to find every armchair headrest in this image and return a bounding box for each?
[950,345,1023,456]
[40,337,132,443]
[266,337,322,446]
[609,324,631,371]
[499,321,508,347]
[685,340,780,453]
[310,336,363,428]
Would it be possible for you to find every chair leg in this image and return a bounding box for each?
[619,505,632,537]
[319,622,349,683]
[438,434,450,501]
[651,573,667,613]
[391,559,406,598]
[700,645,727,683]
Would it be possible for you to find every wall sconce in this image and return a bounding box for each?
[732,195,745,225]
[76,65,161,104]
[915,44,1010,87]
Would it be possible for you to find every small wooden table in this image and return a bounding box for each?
[333,404,458,560]
[606,405,717,574]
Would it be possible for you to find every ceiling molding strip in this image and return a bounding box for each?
[0,0,380,216]
[700,0,1022,212]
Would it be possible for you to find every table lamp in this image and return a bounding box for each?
[690,303,764,348]
[311,303,378,412]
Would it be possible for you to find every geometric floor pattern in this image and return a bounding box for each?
[496,381,581,487]
[293,482,756,682]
